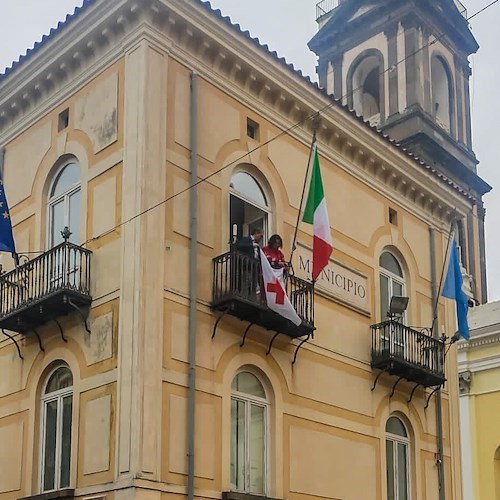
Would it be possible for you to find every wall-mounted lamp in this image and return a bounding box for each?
[388,296,409,318]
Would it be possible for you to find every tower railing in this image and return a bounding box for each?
[316,0,467,21]
[316,0,341,21]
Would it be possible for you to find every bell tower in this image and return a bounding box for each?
[309,0,491,302]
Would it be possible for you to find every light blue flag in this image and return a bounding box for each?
[0,177,18,264]
[441,237,469,340]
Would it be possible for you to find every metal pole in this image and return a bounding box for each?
[431,219,456,332]
[187,72,198,500]
[289,116,320,264]
[430,226,446,500]
[0,148,5,179]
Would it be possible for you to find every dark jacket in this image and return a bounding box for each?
[235,236,258,258]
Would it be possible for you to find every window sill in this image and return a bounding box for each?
[20,489,75,500]
[222,492,280,500]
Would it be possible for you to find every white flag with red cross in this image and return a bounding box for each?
[259,250,301,326]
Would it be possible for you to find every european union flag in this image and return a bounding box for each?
[0,178,18,264]
[441,237,469,340]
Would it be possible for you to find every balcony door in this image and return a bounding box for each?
[229,172,269,245]
[48,161,81,288]
[379,252,406,355]
[48,161,81,247]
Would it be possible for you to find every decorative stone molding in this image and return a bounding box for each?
[458,331,500,350]
[458,370,472,394]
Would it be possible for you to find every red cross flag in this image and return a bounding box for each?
[259,250,301,326]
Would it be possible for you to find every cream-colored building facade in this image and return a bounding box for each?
[0,1,489,500]
[459,301,500,500]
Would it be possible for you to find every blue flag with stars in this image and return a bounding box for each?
[441,237,469,340]
[0,178,18,263]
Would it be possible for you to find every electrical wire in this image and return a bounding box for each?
[10,1,498,256]
[1,1,498,351]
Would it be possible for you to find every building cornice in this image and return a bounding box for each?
[458,329,500,351]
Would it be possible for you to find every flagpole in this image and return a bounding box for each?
[289,115,320,267]
[431,217,457,332]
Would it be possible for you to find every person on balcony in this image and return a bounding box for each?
[262,234,288,270]
[234,228,264,299]
[235,227,263,258]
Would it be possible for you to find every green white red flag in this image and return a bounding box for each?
[302,146,333,281]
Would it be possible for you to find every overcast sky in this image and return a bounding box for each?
[0,0,498,300]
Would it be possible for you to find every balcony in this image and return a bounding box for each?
[0,240,92,334]
[316,0,341,22]
[315,0,467,22]
[212,250,314,339]
[371,320,445,388]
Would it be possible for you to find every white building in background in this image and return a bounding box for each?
[458,300,500,499]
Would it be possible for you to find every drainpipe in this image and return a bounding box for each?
[430,226,446,500]
[187,72,198,500]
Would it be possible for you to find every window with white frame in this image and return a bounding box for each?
[229,172,269,245]
[379,252,405,321]
[230,371,268,495]
[386,416,410,500]
[40,366,73,492]
[48,161,81,247]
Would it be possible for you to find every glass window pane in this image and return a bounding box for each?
[232,372,265,398]
[46,367,73,394]
[397,442,408,500]
[393,281,404,297]
[230,398,246,491]
[43,400,58,491]
[230,173,267,208]
[51,201,65,247]
[51,163,80,198]
[386,417,407,437]
[60,395,73,488]
[386,439,395,500]
[380,274,389,320]
[249,404,266,495]
[68,190,81,244]
[380,252,403,277]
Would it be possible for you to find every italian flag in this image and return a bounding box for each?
[302,146,333,281]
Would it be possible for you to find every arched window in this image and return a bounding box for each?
[386,416,410,500]
[431,56,453,133]
[230,171,269,244]
[379,252,405,321]
[48,160,81,247]
[230,371,268,495]
[349,53,384,126]
[40,366,73,492]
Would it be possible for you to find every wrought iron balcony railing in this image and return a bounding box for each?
[371,320,445,388]
[316,0,341,21]
[0,240,92,334]
[315,0,467,22]
[212,250,314,339]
